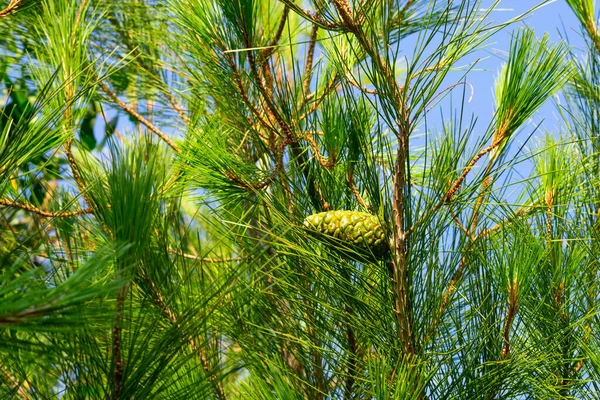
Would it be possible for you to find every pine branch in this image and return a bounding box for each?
[98,81,181,153]
[500,279,519,359]
[302,24,319,96]
[346,171,370,210]
[261,5,289,61]
[0,0,27,18]
[0,198,92,218]
[299,74,341,121]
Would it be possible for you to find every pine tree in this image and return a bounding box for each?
[1,0,599,398]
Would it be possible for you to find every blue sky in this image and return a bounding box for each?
[404,0,588,202]
[462,0,584,128]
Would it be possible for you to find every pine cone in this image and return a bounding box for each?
[303,210,388,261]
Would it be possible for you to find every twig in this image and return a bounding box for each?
[107,13,191,125]
[163,90,190,125]
[406,140,500,239]
[344,303,357,400]
[389,0,416,26]
[303,134,335,169]
[469,174,492,234]
[261,5,290,61]
[443,142,496,204]
[347,74,378,95]
[451,211,470,238]
[98,81,181,153]
[545,188,554,244]
[346,172,370,211]
[244,38,326,209]
[299,75,340,121]
[0,198,92,218]
[478,204,536,238]
[0,0,26,17]
[302,24,319,96]
[437,256,466,322]
[225,56,279,139]
[224,143,285,191]
[64,138,95,206]
[579,14,600,56]
[501,280,519,359]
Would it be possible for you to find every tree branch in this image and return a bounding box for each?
[98,81,181,153]
[0,0,26,18]
[0,198,92,218]
[302,24,319,96]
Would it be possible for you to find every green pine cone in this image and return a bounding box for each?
[303,210,388,260]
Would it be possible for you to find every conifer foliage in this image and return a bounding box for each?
[1,0,600,398]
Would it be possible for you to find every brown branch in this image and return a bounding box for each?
[429,193,533,343]
[574,324,591,374]
[437,256,466,322]
[246,50,294,142]
[107,13,191,126]
[478,203,537,238]
[299,75,340,121]
[443,142,496,204]
[346,171,370,211]
[579,15,600,56]
[391,142,414,353]
[224,144,285,191]
[407,140,500,240]
[302,24,319,96]
[347,74,378,95]
[545,188,554,243]
[261,5,290,61]
[64,137,95,202]
[389,0,416,26]
[225,56,279,139]
[469,174,492,234]
[501,280,519,359]
[71,0,90,43]
[244,40,326,209]
[0,0,26,17]
[451,211,470,238]
[163,90,190,125]
[303,134,335,169]
[98,81,181,153]
[0,198,92,218]
[344,303,357,400]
